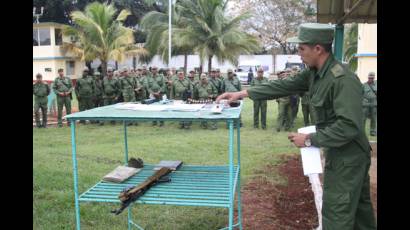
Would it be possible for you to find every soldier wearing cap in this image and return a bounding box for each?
[194,74,218,129]
[275,70,292,132]
[287,68,301,128]
[75,67,95,124]
[215,68,223,80]
[135,67,147,101]
[187,70,199,87]
[146,66,166,126]
[217,23,376,229]
[221,68,243,128]
[172,70,193,129]
[164,67,173,99]
[250,67,268,129]
[362,71,377,136]
[53,68,73,127]
[33,73,50,128]
[101,67,120,125]
[208,68,222,96]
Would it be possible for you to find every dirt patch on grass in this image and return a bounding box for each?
[240,154,318,230]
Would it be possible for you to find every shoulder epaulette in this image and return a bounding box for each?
[331,64,345,78]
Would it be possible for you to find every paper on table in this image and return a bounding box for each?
[298,125,323,175]
[114,103,205,112]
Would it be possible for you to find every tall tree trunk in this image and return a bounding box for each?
[115,61,118,70]
[133,56,136,70]
[184,53,188,75]
[208,55,213,73]
[101,61,107,78]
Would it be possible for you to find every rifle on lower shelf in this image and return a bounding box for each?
[111,167,172,215]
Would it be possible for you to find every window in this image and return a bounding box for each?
[55,28,62,46]
[66,61,75,76]
[39,28,51,46]
[33,29,39,46]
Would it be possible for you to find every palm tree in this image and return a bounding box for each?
[174,0,261,72]
[343,23,358,72]
[62,2,147,75]
[140,2,193,74]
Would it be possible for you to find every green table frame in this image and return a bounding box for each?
[65,102,243,230]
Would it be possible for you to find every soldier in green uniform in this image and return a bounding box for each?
[75,67,95,124]
[33,73,50,128]
[164,68,173,99]
[222,68,243,128]
[101,67,120,125]
[187,70,199,87]
[171,70,193,129]
[194,74,218,129]
[147,66,166,126]
[53,68,73,127]
[276,71,292,132]
[288,68,301,128]
[135,67,147,101]
[92,71,104,124]
[217,23,376,230]
[362,72,377,136]
[251,67,268,129]
[216,68,224,80]
[119,67,143,125]
[208,68,222,96]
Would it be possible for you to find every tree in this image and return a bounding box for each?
[174,0,261,72]
[140,1,194,72]
[62,2,147,74]
[343,23,358,72]
[230,0,316,54]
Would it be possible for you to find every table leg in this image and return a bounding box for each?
[70,121,81,230]
[124,121,129,164]
[228,120,234,230]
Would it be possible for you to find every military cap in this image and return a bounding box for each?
[189,70,195,73]
[94,71,101,75]
[257,67,264,72]
[368,71,375,76]
[107,67,113,72]
[227,68,233,73]
[287,23,334,44]
[177,70,184,74]
[122,66,129,72]
[36,73,42,78]
[83,66,89,72]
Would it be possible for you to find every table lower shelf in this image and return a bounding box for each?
[79,164,239,208]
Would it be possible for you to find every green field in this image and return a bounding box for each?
[33,97,376,230]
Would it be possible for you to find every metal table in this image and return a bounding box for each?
[65,102,243,230]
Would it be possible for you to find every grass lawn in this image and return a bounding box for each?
[33,96,376,230]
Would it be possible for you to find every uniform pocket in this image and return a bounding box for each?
[310,98,326,123]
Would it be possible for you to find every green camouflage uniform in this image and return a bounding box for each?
[362,81,377,136]
[276,95,292,131]
[147,73,166,126]
[222,76,242,127]
[53,76,73,127]
[75,74,95,124]
[93,76,104,108]
[172,78,193,128]
[250,77,268,129]
[33,81,50,128]
[194,82,218,129]
[208,77,222,96]
[101,76,120,124]
[248,54,376,230]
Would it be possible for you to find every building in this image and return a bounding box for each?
[355,23,377,82]
[33,22,84,82]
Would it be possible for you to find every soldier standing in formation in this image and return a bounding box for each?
[101,67,120,125]
[147,66,166,126]
[53,68,73,127]
[119,67,142,125]
[171,70,193,129]
[362,72,377,136]
[222,68,242,128]
[75,67,95,124]
[275,71,292,132]
[33,73,50,128]
[251,67,268,129]
[194,74,218,129]
[208,68,222,96]
[300,90,313,127]
[217,23,376,229]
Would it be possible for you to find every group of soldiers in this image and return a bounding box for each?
[33,65,244,129]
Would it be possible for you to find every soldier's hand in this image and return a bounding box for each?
[288,133,309,148]
[216,90,248,104]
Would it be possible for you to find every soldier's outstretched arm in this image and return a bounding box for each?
[216,90,248,104]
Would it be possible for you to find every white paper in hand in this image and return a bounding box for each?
[298,126,323,175]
